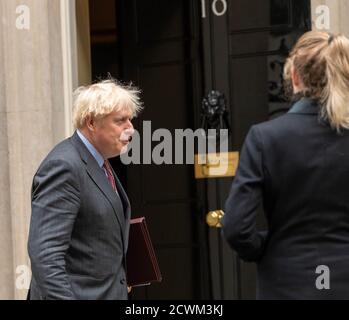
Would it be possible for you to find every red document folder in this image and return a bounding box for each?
[126,217,162,287]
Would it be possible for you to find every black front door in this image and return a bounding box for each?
[117,0,211,299]
[200,0,311,299]
[89,0,311,300]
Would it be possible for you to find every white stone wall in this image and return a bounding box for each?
[0,0,80,299]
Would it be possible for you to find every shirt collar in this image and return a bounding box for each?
[76,130,105,168]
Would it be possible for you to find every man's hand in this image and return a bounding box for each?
[128,286,132,293]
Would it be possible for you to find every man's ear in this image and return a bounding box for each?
[85,116,96,131]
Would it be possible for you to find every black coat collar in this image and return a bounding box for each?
[288,98,320,115]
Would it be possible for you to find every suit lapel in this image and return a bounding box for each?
[112,169,130,218]
[86,163,126,228]
[111,169,131,251]
[70,132,126,246]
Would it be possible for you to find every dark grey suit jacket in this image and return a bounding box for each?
[222,98,349,299]
[28,131,131,300]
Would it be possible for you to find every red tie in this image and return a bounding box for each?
[103,160,117,193]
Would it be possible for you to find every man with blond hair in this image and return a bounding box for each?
[27,79,142,300]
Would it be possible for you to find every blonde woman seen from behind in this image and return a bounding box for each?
[222,31,349,299]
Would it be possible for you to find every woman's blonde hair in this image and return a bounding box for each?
[284,31,349,131]
[73,79,143,129]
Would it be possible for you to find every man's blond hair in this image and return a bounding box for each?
[73,79,143,129]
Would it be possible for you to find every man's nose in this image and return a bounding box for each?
[125,119,133,129]
[123,125,134,138]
